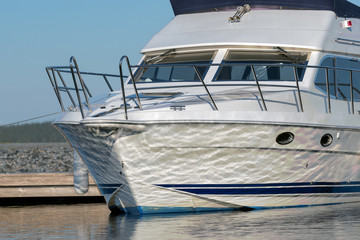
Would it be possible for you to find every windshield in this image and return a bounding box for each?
[215,51,308,82]
[134,51,215,83]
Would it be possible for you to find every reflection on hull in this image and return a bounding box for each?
[56,122,360,214]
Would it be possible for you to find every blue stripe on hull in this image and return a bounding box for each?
[157,181,360,188]
[99,182,360,214]
[157,182,360,195]
[175,186,360,195]
[250,201,360,210]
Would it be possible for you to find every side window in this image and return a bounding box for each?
[337,58,360,100]
[314,57,360,101]
[314,58,336,96]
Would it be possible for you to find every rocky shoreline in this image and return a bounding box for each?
[0,143,73,173]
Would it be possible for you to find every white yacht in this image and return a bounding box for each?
[47,0,360,214]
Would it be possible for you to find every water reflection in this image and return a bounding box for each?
[0,203,360,239]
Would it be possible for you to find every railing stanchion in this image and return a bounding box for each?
[51,68,65,112]
[119,56,143,120]
[103,75,114,92]
[69,64,85,119]
[325,68,331,113]
[119,58,128,120]
[251,65,267,111]
[57,71,76,107]
[46,68,65,112]
[350,70,355,115]
[293,66,304,112]
[126,57,142,110]
[193,66,218,111]
[70,57,92,112]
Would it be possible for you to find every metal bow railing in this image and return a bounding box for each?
[46,56,360,120]
[46,57,124,118]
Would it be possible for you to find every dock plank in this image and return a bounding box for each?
[0,173,101,198]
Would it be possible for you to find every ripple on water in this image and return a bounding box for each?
[0,203,360,239]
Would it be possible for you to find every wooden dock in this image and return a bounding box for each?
[0,173,105,206]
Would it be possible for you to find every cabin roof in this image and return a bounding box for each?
[142,10,360,55]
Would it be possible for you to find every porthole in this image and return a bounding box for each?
[276,132,294,145]
[320,134,333,147]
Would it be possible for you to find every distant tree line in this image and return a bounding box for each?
[0,122,66,143]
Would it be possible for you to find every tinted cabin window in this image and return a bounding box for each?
[135,52,214,83]
[314,58,336,96]
[314,57,360,101]
[215,51,308,82]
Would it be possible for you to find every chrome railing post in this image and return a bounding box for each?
[46,68,65,112]
[293,66,304,112]
[57,71,76,107]
[69,63,85,119]
[193,66,218,111]
[125,57,142,110]
[50,68,65,112]
[251,65,267,111]
[119,58,128,120]
[350,70,355,114]
[325,68,331,113]
[119,56,143,120]
[103,75,114,92]
[70,57,92,112]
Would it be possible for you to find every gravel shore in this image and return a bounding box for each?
[0,143,73,173]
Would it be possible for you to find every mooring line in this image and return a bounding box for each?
[0,112,62,127]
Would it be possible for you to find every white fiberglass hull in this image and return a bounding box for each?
[56,121,360,214]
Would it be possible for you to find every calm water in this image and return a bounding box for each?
[0,203,360,239]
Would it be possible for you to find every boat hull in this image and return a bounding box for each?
[56,121,360,214]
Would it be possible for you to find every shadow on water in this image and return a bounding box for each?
[1,203,360,239]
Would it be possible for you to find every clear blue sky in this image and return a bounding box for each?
[0,0,359,125]
[0,0,173,125]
